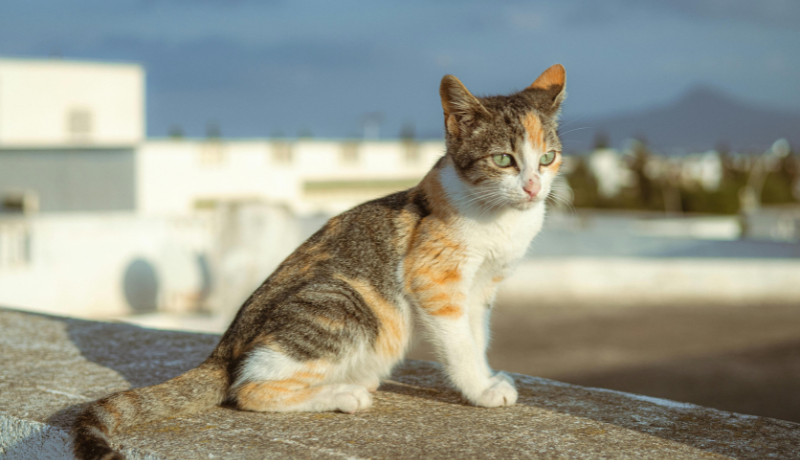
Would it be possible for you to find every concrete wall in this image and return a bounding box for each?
[0,148,136,212]
[501,257,800,307]
[0,58,144,147]
[0,204,301,319]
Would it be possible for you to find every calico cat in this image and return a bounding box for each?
[72,63,566,460]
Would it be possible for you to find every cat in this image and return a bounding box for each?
[72,63,566,460]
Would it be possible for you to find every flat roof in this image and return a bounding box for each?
[0,55,142,69]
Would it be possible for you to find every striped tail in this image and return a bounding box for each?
[72,358,228,460]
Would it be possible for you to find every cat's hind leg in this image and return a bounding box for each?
[231,347,373,413]
[236,381,372,413]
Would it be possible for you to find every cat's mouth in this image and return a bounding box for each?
[517,189,548,208]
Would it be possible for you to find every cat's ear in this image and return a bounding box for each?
[440,75,487,137]
[527,64,566,113]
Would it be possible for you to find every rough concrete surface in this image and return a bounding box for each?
[1,307,798,460]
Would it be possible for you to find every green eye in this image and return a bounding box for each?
[492,154,513,168]
[540,151,557,166]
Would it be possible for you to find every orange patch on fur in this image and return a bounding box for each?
[492,275,505,283]
[528,64,566,92]
[403,207,467,320]
[235,365,328,411]
[294,370,326,381]
[427,292,451,304]
[237,382,322,411]
[335,275,407,359]
[522,113,547,152]
[429,304,462,318]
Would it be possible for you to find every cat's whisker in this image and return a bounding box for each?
[462,190,506,209]
[558,126,593,137]
[546,192,577,215]
[461,191,498,207]
[558,114,587,130]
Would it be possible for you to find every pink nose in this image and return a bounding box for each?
[524,177,541,198]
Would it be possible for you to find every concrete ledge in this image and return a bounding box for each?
[503,258,800,307]
[1,307,798,459]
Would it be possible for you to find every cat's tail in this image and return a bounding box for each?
[72,357,229,460]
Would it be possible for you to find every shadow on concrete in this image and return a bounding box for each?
[60,314,218,388]
[0,307,213,459]
[40,312,219,437]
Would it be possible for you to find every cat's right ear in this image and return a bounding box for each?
[440,75,487,137]
[526,64,567,114]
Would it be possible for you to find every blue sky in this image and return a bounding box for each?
[1,0,798,139]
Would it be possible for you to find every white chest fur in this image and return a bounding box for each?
[440,164,546,274]
[457,202,544,277]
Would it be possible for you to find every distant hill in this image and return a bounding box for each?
[561,86,800,154]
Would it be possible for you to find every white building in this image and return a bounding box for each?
[0,58,144,213]
[588,148,635,198]
[0,57,144,148]
[0,57,444,320]
[138,138,443,216]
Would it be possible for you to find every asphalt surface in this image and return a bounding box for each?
[408,301,800,423]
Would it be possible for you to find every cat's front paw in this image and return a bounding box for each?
[331,384,373,414]
[473,372,517,408]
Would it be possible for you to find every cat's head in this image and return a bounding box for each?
[439,64,566,211]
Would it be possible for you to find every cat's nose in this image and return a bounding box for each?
[523,177,541,198]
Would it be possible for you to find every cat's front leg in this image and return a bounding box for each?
[418,307,517,407]
[468,277,503,374]
[405,220,517,407]
[465,276,517,407]
[410,264,516,408]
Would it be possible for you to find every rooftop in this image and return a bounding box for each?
[1,307,798,459]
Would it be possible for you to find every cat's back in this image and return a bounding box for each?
[278,187,429,280]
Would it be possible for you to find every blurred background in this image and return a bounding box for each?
[1,0,799,423]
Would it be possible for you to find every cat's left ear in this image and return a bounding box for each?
[440,75,488,137]
[526,64,567,113]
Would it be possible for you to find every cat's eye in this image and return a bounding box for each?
[492,154,514,168]
[539,150,557,166]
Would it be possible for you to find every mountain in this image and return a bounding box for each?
[561,86,800,153]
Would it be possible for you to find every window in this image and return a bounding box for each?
[341,141,360,165]
[67,108,93,140]
[271,140,293,165]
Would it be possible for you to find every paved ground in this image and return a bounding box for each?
[409,301,800,423]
